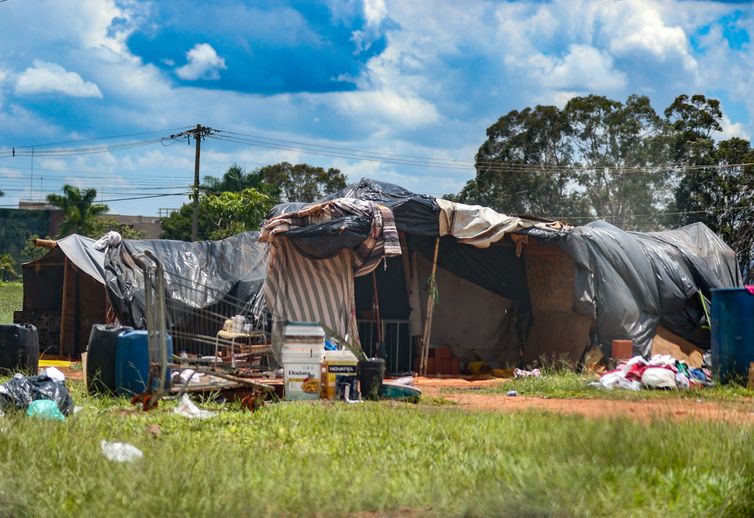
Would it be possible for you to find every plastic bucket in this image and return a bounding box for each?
[711,288,754,382]
[358,358,385,400]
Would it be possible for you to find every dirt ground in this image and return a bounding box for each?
[413,377,754,423]
[52,367,754,423]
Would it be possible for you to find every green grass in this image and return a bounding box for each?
[0,282,22,324]
[0,380,753,517]
[462,369,754,402]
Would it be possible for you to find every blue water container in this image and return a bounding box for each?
[114,330,173,396]
[711,288,754,381]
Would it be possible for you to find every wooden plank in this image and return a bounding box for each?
[59,257,70,356]
[419,237,440,376]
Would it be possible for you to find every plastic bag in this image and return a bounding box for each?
[173,394,217,419]
[641,367,677,389]
[0,374,74,415]
[101,441,143,462]
[26,400,65,421]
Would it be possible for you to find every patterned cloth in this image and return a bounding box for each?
[260,198,402,277]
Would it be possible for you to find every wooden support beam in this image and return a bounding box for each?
[59,257,70,356]
[419,236,440,376]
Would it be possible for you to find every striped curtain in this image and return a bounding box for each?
[263,237,360,363]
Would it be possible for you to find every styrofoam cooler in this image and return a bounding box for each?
[282,322,325,401]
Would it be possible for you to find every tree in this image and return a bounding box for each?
[161,188,274,241]
[202,164,265,195]
[667,94,754,271]
[453,95,671,229]
[257,162,347,202]
[47,185,109,237]
[450,105,580,217]
[564,94,670,229]
[202,162,347,203]
[0,253,17,282]
[90,217,146,240]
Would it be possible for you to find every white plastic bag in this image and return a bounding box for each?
[173,394,217,419]
[43,367,65,382]
[101,440,143,462]
[641,367,677,389]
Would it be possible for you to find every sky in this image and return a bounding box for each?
[0,0,753,216]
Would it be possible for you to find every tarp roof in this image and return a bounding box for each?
[264,178,742,353]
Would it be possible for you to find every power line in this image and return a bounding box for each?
[210,132,754,176]
[5,126,194,150]
[0,191,189,208]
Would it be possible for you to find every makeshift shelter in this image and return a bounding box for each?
[260,178,741,373]
[15,235,108,356]
[16,232,268,357]
[104,231,267,354]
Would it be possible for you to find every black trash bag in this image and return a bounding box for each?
[0,374,74,416]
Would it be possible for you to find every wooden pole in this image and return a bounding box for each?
[59,257,70,356]
[191,124,203,242]
[419,237,440,376]
[371,271,383,346]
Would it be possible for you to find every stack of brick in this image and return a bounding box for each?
[415,347,461,375]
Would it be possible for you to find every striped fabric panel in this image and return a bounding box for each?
[263,237,360,364]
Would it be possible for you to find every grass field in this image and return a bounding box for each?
[1,282,752,515]
[0,379,753,517]
[0,282,22,324]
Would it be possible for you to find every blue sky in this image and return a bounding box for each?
[0,0,753,216]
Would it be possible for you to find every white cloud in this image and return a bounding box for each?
[15,61,103,98]
[719,114,750,141]
[175,43,227,81]
[364,0,387,27]
[530,44,628,93]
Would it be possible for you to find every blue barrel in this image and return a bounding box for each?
[114,330,173,396]
[711,288,754,382]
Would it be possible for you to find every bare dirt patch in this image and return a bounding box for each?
[445,392,754,423]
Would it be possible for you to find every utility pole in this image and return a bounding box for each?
[168,124,215,241]
[192,124,202,241]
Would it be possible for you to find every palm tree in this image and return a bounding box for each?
[47,185,109,237]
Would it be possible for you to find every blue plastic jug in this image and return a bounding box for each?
[114,330,173,396]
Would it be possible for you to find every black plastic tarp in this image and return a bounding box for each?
[267,178,440,260]
[104,232,267,352]
[268,179,741,356]
[555,221,741,354]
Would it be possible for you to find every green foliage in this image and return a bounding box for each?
[458,94,671,230]
[90,217,146,240]
[47,185,109,238]
[0,282,22,323]
[454,92,754,269]
[161,188,274,241]
[256,162,347,202]
[0,253,17,282]
[203,188,275,240]
[20,235,48,264]
[164,162,344,241]
[666,95,754,273]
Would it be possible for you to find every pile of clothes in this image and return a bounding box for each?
[591,355,713,391]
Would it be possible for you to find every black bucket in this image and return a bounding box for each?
[358,358,385,401]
